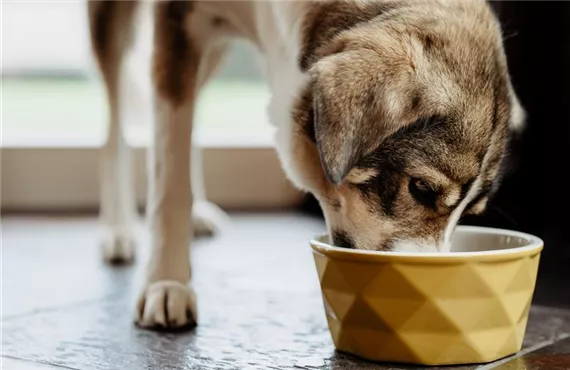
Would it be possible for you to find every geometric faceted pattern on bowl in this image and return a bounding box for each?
[312,250,542,366]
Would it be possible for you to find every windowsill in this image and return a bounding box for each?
[1,141,304,211]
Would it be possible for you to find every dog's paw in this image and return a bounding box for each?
[136,280,197,330]
[193,200,230,237]
[101,228,136,264]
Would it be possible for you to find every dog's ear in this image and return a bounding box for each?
[500,83,526,178]
[311,48,415,184]
[313,85,366,184]
[311,51,386,184]
[508,86,526,133]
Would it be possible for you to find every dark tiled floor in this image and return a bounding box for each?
[2,214,570,370]
[495,337,570,370]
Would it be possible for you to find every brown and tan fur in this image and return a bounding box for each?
[87,0,524,329]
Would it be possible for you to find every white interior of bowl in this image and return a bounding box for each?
[449,226,539,252]
[313,225,543,257]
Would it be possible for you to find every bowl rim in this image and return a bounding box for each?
[310,225,544,262]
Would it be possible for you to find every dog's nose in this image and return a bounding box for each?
[332,230,355,249]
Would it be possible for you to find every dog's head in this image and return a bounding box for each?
[292,0,524,252]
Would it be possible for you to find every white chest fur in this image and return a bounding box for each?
[254,2,310,188]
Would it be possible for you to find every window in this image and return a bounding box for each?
[2,2,303,211]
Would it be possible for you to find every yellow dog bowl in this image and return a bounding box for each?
[310,226,543,366]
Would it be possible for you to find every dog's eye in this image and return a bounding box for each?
[409,178,438,208]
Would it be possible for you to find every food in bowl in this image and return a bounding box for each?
[310,225,543,366]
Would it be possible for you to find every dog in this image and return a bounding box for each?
[87,0,525,330]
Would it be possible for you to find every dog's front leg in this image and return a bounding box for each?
[136,2,199,329]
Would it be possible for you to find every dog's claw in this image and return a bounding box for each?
[136,280,197,330]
